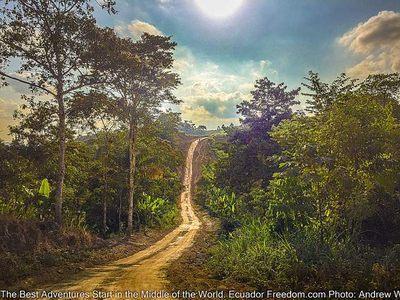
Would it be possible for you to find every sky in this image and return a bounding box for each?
[1,0,400,139]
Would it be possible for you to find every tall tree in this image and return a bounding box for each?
[92,31,181,234]
[69,91,120,235]
[216,77,300,193]
[359,73,400,100]
[0,0,114,225]
[302,71,400,114]
[238,77,301,129]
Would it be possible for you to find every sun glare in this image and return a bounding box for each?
[194,0,244,18]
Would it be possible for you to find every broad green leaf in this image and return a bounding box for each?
[39,178,50,198]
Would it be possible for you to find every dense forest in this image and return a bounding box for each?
[198,72,400,290]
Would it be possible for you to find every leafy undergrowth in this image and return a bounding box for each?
[209,221,400,291]
[0,214,171,289]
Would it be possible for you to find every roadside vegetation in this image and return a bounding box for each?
[0,0,196,287]
[198,72,400,290]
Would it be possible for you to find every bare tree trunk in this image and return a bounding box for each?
[55,92,66,226]
[102,134,110,236]
[127,119,137,235]
[102,178,108,236]
[102,196,107,236]
[118,189,122,232]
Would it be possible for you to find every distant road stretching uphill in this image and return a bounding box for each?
[40,139,203,299]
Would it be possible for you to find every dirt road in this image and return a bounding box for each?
[41,139,202,299]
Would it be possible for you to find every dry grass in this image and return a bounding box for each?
[0,214,171,290]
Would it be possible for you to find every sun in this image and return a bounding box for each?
[194,0,244,18]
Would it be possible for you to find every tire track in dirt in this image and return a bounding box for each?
[40,139,203,299]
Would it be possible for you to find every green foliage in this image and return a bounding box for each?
[206,187,241,229]
[0,116,183,234]
[178,120,208,136]
[138,194,178,228]
[204,72,400,289]
[197,159,242,229]
[210,221,299,289]
[38,179,50,198]
[210,221,400,290]
[1,0,184,228]
[302,71,357,113]
[270,94,400,244]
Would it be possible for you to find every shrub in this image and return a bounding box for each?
[205,187,242,230]
[209,221,301,289]
[137,194,178,228]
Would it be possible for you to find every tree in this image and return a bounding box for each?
[156,111,181,141]
[69,91,121,235]
[215,77,300,193]
[238,77,300,129]
[198,125,207,131]
[302,71,400,114]
[178,120,208,136]
[0,0,115,225]
[93,31,181,234]
[267,72,400,243]
[302,71,357,113]
[359,73,400,100]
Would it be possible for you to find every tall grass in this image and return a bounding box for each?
[209,220,400,290]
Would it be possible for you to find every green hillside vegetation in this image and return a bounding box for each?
[198,73,400,290]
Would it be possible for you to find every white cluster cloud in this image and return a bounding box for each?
[115,20,163,39]
[157,0,172,5]
[156,0,174,10]
[339,10,400,77]
[173,47,278,128]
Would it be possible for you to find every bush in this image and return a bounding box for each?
[210,221,301,289]
[137,194,178,228]
[205,187,242,230]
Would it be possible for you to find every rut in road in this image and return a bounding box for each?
[41,139,203,298]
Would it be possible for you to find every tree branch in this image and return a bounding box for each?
[63,80,109,95]
[0,71,56,96]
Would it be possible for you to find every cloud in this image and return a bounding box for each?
[155,0,175,11]
[195,96,240,119]
[0,83,27,140]
[339,11,400,77]
[180,106,239,129]
[156,0,172,6]
[0,97,19,140]
[115,20,163,39]
[0,73,52,140]
[173,47,277,128]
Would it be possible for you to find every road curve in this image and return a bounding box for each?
[41,139,202,299]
